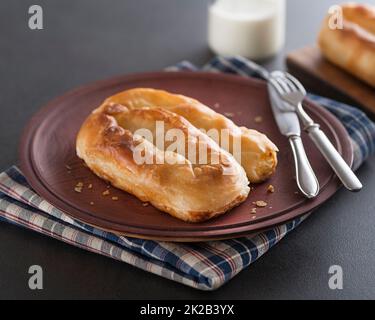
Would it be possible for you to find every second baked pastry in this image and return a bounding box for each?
[318,3,375,87]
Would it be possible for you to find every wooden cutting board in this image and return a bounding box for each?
[286,46,375,117]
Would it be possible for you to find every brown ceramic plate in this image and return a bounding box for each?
[19,72,353,242]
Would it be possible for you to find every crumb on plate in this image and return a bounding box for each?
[254,116,263,123]
[267,184,275,193]
[74,182,84,193]
[74,187,82,193]
[253,200,268,208]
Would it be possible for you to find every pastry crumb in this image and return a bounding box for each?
[74,182,84,193]
[213,103,220,109]
[267,184,275,193]
[102,190,110,196]
[111,196,119,201]
[65,164,72,170]
[142,202,149,207]
[224,112,234,118]
[90,201,94,205]
[254,116,263,123]
[250,208,257,214]
[88,184,93,189]
[294,191,299,195]
[252,215,257,219]
[253,200,268,208]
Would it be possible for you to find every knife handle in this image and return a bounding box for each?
[306,124,363,192]
[289,135,320,198]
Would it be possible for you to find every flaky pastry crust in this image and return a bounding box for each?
[318,3,375,87]
[76,101,250,223]
[102,88,278,183]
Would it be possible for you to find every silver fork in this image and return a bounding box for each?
[269,71,363,192]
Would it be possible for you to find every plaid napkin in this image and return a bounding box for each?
[0,57,374,291]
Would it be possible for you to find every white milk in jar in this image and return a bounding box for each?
[208,0,286,60]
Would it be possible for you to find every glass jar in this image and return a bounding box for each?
[208,0,286,60]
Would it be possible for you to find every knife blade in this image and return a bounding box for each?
[267,82,320,198]
[268,83,301,137]
[237,57,319,197]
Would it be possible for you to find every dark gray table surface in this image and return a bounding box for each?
[1,0,374,299]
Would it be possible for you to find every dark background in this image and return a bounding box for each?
[0,0,374,299]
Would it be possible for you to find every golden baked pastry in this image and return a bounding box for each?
[318,3,375,87]
[102,88,278,183]
[76,102,250,223]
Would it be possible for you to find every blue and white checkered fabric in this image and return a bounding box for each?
[0,56,374,291]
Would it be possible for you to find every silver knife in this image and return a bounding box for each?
[268,83,320,198]
[238,58,320,197]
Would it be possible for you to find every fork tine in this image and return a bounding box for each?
[284,72,307,95]
[278,74,298,93]
[269,77,286,95]
[274,76,292,94]
[269,76,296,112]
